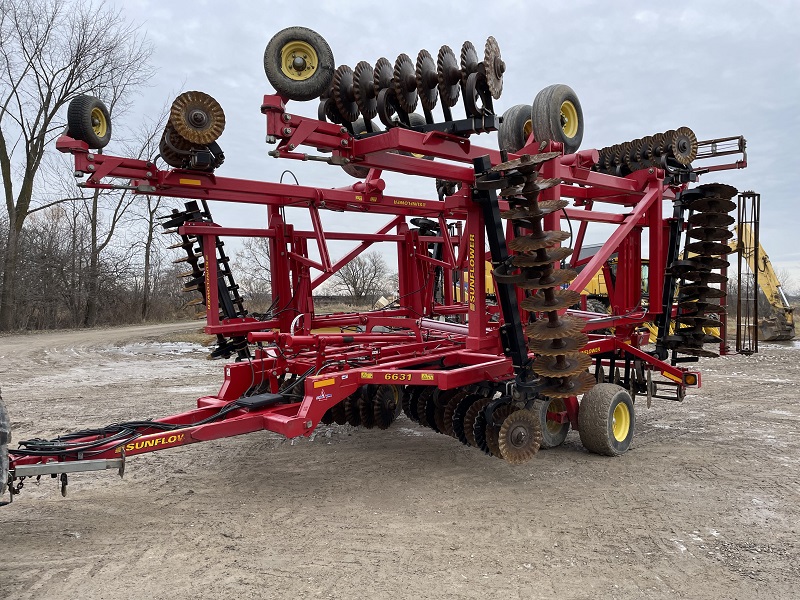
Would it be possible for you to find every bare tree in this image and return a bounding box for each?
[235,237,272,311]
[0,0,152,330]
[330,251,391,305]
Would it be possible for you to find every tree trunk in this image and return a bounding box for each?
[83,189,100,327]
[0,225,20,330]
[141,222,153,320]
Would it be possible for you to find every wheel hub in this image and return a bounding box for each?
[280,40,317,81]
[189,109,209,128]
[509,424,528,448]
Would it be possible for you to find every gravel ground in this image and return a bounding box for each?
[1,322,798,599]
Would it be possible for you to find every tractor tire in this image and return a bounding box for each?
[578,383,635,456]
[342,117,379,178]
[67,95,112,149]
[531,84,583,154]
[585,297,611,334]
[264,27,335,101]
[534,397,569,448]
[0,388,10,497]
[498,103,533,153]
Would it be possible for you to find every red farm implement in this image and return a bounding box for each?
[0,27,753,502]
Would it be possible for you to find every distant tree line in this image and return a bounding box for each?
[0,0,397,332]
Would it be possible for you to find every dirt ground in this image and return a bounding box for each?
[1,322,798,599]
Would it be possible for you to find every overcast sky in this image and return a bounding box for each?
[108,0,800,287]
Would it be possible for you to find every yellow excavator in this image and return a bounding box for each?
[736,223,795,341]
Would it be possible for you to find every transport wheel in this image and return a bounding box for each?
[264,26,335,101]
[67,95,112,149]
[498,103,533,153]
[534,397,569,448]
[531,84,583,154]
[578,383,635,456]
[342,117,378,178]
[0,389,9,497]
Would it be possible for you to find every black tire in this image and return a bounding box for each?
[0,389,10,497]
[399,113,433,160]
[342,117,378,178]
[533,397,569,448]
[578,383,635,456]
[586,297,611,334]
[531,84,583,154]
[67,95,112,149]
[585,297,608,315]
[498,103,533,153]
[264,27,335,101]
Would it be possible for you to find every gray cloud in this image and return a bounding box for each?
[109,0,800,281]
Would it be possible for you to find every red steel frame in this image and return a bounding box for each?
[8,93,743,474]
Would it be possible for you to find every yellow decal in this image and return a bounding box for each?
[661,370,682,383]
[384,373,412,382]
[369,196,378,203]
[313,378,336,388]
[393,199,426,208]
[116,433,185,453]
[355,195,363,201]
[468,234,476,311]
[179,178,202,186]
[581,347,601,355]
[420,373,434,381]
[361,372,374,379]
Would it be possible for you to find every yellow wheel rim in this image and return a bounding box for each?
[560,100,578,139]
[523,119,532,139]
[612,402,631,442]
[91,107,108,138]
[545,398,566,435]
[280,40,318,81]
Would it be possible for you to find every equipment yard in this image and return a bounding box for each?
[1,322,798,599]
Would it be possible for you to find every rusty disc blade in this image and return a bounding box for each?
[677,300,726,315]
[680,284,725,299]
[442,390,468,438]
[696,182,738,200]
[528,333,589,356]
[517,268,578,290]
[512,246,573,267]
[520,289,581,312]
[668,259,710,277]
[675,315,721,328]
[539,371,596,399]
[463,397,491,448]
[685,240,733,256]
[675,345,719,358]
[501,199,568,221]
[688,212,735,228]
[353,60,377,119]
[498,409,542,465]
[169,91,226,145]
[490,152,561,173]
[437,45,461,107]
[684,272,728,285]
[526,314,586,340]
[485,404,514,457]
[532,352,593,378]
[510,230,570,252]
[688,227,734,242]
[689,197,736,214]
[693,256,730,270]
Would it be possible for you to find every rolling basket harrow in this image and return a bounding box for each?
[1,26,755,501]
